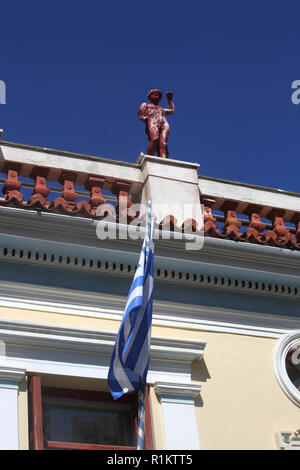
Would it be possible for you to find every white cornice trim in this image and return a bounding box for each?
[150,337,206,362]
[1,205,300,271]
[137,153,200,169]
[0,204,295,260]
[0,366,25,383]
[154,382,202,399]
[0,317,206,361]
[0,318,206,384]
[198,176,300,218]
[0,203,299,274]
[0,294,290,338]
[0,142,142,189]
[0,245,299,301]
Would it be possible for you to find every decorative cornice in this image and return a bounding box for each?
[0,366,26,384]
[0,317,205,385]
[154,382,202,400]
[0,317,205,368]
[0,245,299,300]
[199,174,300,200]
[0,141,142,187]
[137,153,200,170]
[199,175,300,216]
[1,205,300,271]
[1,140,300,254]
[150,337,206,363]
[0,140,140,168]
[0,291,291,338]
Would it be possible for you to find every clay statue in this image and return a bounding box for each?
[138,89,174,158]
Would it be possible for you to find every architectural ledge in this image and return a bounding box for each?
[199,175,300,216]
[137,152,199,167]
[0,140,300,252]
[0,318,206,384]
[0,366,26,384]
[0,140,142,189]
[150,337,206,363]
[154,382,202,400]
[0,242,298,300]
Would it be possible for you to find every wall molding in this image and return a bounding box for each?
[0,317,206,385]
[0,366,25,385]
[0,292,291,338]
[0,245,299,301]
[154,382,202,401]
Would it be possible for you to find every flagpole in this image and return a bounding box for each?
[137,202,152,450]
[136,382,146,450]
[136,202,154,450]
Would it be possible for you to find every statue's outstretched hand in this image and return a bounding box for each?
[166,91,173,101]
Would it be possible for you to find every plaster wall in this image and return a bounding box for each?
[192,331,300,450]
[0,306,297,450]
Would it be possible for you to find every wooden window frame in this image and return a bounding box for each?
[28,375,153,450]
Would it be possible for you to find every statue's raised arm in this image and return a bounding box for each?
[138,89,174,159]
[164,91,175,115]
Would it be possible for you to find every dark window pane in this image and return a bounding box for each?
[286,350,300,391]
[42,397,134,446]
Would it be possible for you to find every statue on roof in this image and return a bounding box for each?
[138,89,174,159]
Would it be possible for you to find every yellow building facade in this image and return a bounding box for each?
[0,140,299,450]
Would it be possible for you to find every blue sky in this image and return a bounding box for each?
[1,1,300,192]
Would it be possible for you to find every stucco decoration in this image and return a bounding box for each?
[274,331,300,406]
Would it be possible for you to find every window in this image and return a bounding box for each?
[28,375,153,450]
[274,332,300,407]
[285,346,300,391]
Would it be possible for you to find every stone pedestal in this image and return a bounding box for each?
[135,154,203,230]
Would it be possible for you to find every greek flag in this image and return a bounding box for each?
[108,202,155,401]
